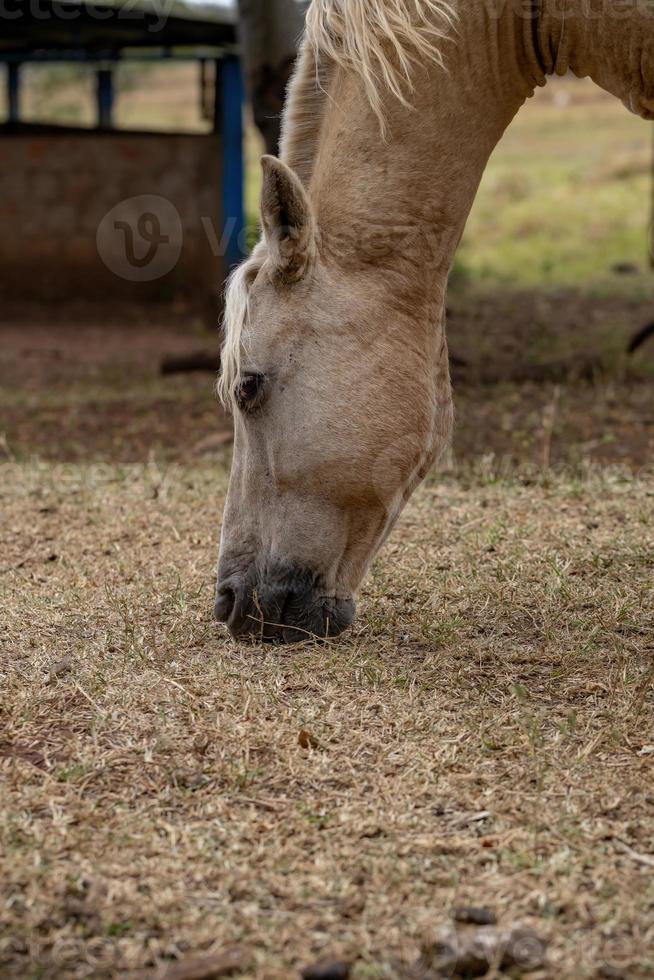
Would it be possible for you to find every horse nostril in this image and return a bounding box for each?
[214,585,236,623]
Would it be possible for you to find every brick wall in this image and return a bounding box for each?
[0,128,226,302]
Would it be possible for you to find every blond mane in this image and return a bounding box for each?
[306,0,457,128]
[217,0,458,409]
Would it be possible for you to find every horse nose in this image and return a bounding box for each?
[214,563,356,643]
[215,577,275,637]
[214,584,236,623]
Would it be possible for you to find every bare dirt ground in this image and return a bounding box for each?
[1,289,652,468]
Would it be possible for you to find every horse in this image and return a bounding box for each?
[214,0,654,642]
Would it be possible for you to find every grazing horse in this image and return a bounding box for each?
[215,0,654,642]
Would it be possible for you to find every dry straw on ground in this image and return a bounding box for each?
[1,458,653,978]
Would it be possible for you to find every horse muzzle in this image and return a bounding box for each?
[214,559,356,643]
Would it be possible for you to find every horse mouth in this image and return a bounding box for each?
[214,561,356,643]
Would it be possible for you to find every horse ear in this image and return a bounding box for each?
[260,155,315,279]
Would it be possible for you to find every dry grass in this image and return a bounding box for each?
[2,458,653,979]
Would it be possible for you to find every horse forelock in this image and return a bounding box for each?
[217,250,264,410]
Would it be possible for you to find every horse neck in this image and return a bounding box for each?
[532,0,654,118]
[302,0,653,286]
[306,14,531,288]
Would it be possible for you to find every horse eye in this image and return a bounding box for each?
[236,373,265,411]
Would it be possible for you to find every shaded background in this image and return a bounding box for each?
[0,0,652,471]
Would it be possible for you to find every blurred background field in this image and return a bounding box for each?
[2,65,651,285]
[1,67,652,470]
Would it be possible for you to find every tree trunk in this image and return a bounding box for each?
[236,0,306,155]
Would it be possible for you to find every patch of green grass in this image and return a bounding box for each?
[459,81,652,290]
